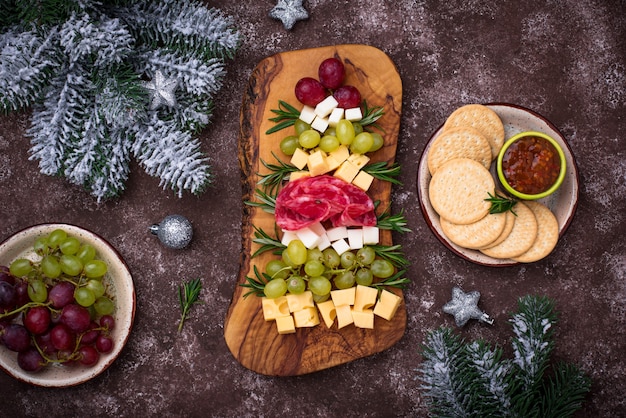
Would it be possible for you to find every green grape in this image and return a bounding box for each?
[86,279,106,298]
[47,229,67,248]
[75,287,96,307]
[369,132,384,152]
[294,119,311,135]
[352,122,364,135]
[308,276,331,296]
[322,248,340,268]
[280,135,299,156]
[94,296,115,315]
[281,249,298,268]
[286,275,306,294]
[286,240,307,266]
[9,258,32,277]
[41,255,62,278]
[265,259,289,280]
[298,129,321,149]
[60,254,83,276]
[84,260,107,278]
[306,248,324,263]
[264,278,288,298]
[28,279,47,303]
[304,260,325,277]
[33,236,49,255]
[76,244,96,263]
[319,135,340,153]
[312,292,330,303]
[59,237,80,255]
[334,271,356,289]
[324,127,337,136]
[340,251,356,269]
[356,247,376,266]
[350,132,374,154]
[336,120,355,145]
[371,259,395,278]
[355,268,374,286]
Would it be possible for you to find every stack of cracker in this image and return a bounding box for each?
[427,104,559,263]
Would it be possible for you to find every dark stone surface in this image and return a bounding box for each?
[1,0,624,416]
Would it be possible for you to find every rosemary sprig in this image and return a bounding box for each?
[370,244,409,269]
[376,206,412,233]
[177,278,203,332]
[371,270,411,291]
[244,189,276,214]
[362,161,402,185]
[265,100,301,134]
[240,265,271,298]
[257,152,299,195]
[359,100,385,131]
[485,192,518,215]
[251,225,285,258]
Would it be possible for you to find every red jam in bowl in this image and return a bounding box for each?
[502,135,561,195]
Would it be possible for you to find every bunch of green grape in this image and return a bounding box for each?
[8,228,114,315]
[280,119,384,156]
[262,239,395,301]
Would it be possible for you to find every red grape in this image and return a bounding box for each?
[0,265,15,285]
[1,324,31,352]
[35,331,55,355]
[295,77,327,107]
[77,345,100,366]
[50,323,75,351]
[13,280,29,307]
[48,281,75,308]
[318,58,345,90]
[59,303,91,333]
[0,281,16,307]
[80,321,101,345]
[333,85,361,109]
[17,347,45,372]
[24,306,51,335]
[99,315,115,331]
[96,335,113,353]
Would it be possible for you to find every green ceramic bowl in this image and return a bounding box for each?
[497,131,567,200]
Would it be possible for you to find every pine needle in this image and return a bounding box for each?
[177,278,203,332]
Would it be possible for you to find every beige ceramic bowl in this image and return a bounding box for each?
[0,224,135,387]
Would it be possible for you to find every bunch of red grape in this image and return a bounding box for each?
[0,229,116,372]
[295,57,362,109]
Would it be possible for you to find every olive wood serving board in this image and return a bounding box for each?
[224,44,404,376]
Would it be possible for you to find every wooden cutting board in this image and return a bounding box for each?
[224,44,405,376]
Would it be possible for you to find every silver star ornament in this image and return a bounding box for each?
[443,286,494,327]
[269,0,309,30]
[144,70,179,110]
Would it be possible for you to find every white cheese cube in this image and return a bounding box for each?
[311,116,329,133]
[316,233,331,251]
[328,108,345,127]
[347,228,363,249]
[281,230,298,246]
[331,238,351,256]
[299,105,316,124]
[296,227,321,249]
[309,222,326,236]
[362,226,380,245]
[314,95,338,118]
[326,226,348,241]
[345,107,363,121]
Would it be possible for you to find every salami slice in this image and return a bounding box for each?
[275,175,376,231]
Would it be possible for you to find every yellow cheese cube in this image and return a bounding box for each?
[352,170,374,191]
[333,160,360,184]
[347,153,370,168]
[293,306,320,327]
[316,300,337,328]
[307,149,331,176]
[373,289,402,321]
[290,148,309,170]
[261,296,290,321]
[276,315,296,334]
[336,304,354,329]
[329,145,350,164]
[331,287,356,307]
[289,171,311,182]
[286,291,314,313]
[352,309,374,329]
[325,154,342,172]
[354,285,378,312]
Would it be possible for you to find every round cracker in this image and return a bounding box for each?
[429,158,495,225]
[512,201,559,263]
[443,104,505,159]
[479,209,516,249]
[440,211,507,249]
[480,201,538,259]
[427,126,492,175]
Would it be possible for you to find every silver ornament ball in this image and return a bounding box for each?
[150,215,193,249]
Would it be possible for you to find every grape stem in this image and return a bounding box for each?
[0,301,56,320]
[177,278,203,332]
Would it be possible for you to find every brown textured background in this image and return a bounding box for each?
[1,0,624,416]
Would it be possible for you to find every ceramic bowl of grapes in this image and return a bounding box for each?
[0,224,135,387]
